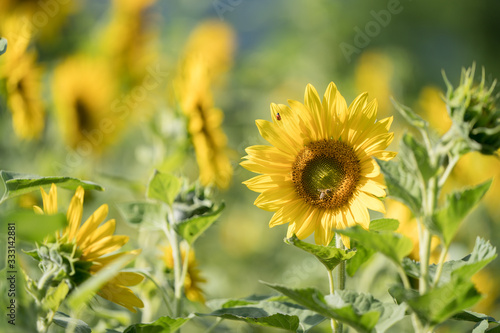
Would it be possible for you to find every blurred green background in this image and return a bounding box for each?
[1,0,500,332]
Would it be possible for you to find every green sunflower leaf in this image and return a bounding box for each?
[391,98,428,129]
[116,201,167,230]
[336,226,413,266]
[390,272,481,326]
[174,203,225,245]
[369,218,399,232]
[200,300,324,332]
[0,211,66,242]
[0,170,104,204]
[53,312,91,333]
[285,235,356,271]
[452,310,498,324]
[347,245,375,277]
[472,320,490,333]
[123,316,191,333]
[432,180,492,246]
[43,283,69,312]
[378,160,422,216]
[399,133,438,181]
[0,37,7,56]
[147,170,181,207]
[261,282,406,333]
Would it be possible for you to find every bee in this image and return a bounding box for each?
[317,188,332,200]
[276,113,281,121]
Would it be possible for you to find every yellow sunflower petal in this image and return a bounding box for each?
[81,235,129,260]
[243,174,290,193]
[66,186,85,241]
[356,191,386,213]
[98,283,144,312]
[255,119,299,155]
[358,177,387,198]
[79,219,116,249]
[76,204,109,245]
[254,185,298,211]
[111,272,145,286]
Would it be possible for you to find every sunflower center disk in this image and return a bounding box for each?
[292,139,361,209]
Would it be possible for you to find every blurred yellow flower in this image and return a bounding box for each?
[242,82,396,247]
[176,21,236,189]
[355,51,393,117]
[162,245,206,303]
[416,86,452,135]
[52,56,118,152]
[472,269,498,315]
[385,199,441,263]
[1,15,45,140]
[34,184,145,312]
[102,0,158,83]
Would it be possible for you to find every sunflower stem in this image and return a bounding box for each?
[327,269,340,333]
[165,206,184,318]
[432,245,449,288]
[333,233,345,333]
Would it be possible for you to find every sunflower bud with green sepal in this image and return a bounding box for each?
[443,64,500,155]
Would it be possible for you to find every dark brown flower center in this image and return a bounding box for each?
[292,139,360,209]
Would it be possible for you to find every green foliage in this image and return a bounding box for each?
[285,235,356,271]
[369,218,399,232]
[378,160,423,216]
[174,203,225,245]
[52,312,91,333]
[202,300,324,332]
[432,180,492,246]
[262,282,406,333]
[43,283,69,312]
[399,133,438,181]
[391,98,428,129]
[116,201,167,230]
[452,310,498,324]
[0,211,65,242]
[147,170,181,207]
[123,316,191,333]
[0,171,103,204]
[390,275,481,326]
[346,245,375,277]
[336,225,413,266]
[0,37,7,55]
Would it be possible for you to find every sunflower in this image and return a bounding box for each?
[385,199,441,263]
[34,184,144,312]
[416,86,451,135]
[241,83,396,247]
[161,245,206,303]
[1,15,45,140]
[52,56,117,151]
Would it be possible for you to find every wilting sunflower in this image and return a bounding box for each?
[34,184,144,312]
[161,245,206,303]
[242,83,396,247]
[52,57,117,151]
[1,15,45,140]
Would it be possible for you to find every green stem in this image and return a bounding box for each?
[432,246,449,288]
[327,269,339,333]
[164,206,183,318]
[205,318,224,333]
[334,234,345,333]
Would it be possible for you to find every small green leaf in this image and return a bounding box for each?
[147,170,181,206]
[67,253,138,310]
[391,274,481,326]
[399,133,437,181]
[336,226,413,266]
[378,160,422,216]
[285,235,356,271]
[392,98,428,129]
[347,245,375,277]
[116,201,167,230]
[261,282,405,333]
[369,218,399,232]
[472,320,489,333]
[174,203,224,245]
[433,180,492,246]
[53,312,91,333]
[123,316,190,333]
[43,283,69,312]
[1,211,66,242]
[201,301,324,332]
[0,37,7,56]
[452,310,498,324]
[0,171,104,204]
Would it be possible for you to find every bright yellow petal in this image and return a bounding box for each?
[76,204,109,245]
[111,272,145,286]
[255,119,299,155]
[79,219,116,249]
[356,191,386,213]
[254,185,298,211]
[66,186,85,241]
[82,235,129,260]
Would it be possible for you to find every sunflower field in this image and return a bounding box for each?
[1,1,500,333]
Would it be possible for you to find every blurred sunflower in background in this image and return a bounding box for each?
[242,82,396,247]
[0,15,45,140]
[355,51,394,117]
[52,56,118,152]
[175,21,236,189]
[162,245,206,303]
[34,184,144,312]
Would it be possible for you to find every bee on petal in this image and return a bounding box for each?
[276,113,281,121]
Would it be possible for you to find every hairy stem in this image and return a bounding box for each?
[327,269,339,333]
